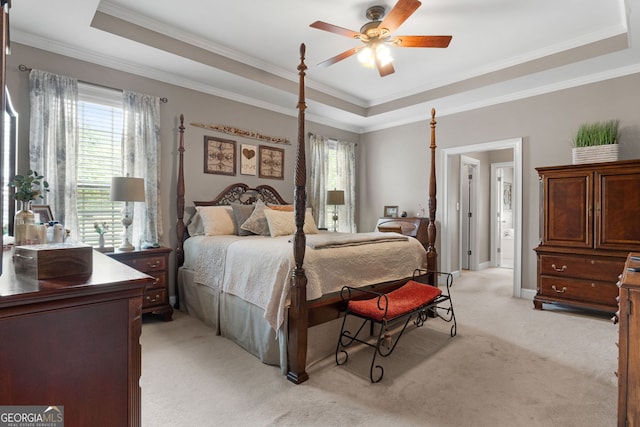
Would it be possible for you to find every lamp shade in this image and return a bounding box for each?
[110,177,145,202]
[326,190,345,206]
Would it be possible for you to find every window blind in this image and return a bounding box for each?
[77,83,124,248]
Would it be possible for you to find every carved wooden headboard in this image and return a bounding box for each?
[193,183,290,207]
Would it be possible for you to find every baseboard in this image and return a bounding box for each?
[520,288,536,300]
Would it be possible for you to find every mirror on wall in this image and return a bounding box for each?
[2,88,17,237]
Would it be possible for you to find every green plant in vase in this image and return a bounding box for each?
[572,120,620,164]
[8,170,49,245]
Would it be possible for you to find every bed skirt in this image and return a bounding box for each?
[178,267,347,374]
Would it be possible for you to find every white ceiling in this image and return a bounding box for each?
[8,0,640,133]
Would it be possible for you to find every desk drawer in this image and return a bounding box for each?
[539,276,619,306]
[539,254,623,282]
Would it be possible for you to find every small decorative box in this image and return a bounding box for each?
[13,243,93,279]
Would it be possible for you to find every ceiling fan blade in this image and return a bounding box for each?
[377,61,395,77]
[310,21,362,39]
[317,47,363,67]
[392,35,452,48]
[378,0,422,34]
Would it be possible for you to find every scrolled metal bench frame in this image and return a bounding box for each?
[335,269,456,383]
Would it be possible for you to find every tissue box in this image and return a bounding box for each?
[13,243,93,279]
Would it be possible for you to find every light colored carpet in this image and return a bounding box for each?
[141,268,618,426]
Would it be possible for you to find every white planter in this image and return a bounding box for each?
[572,144,619,165]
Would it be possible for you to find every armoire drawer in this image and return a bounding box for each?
[539,276,619,306]
[539,254,624,282]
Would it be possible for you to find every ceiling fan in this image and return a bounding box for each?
[310,0,452,77]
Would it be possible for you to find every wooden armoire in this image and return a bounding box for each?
[534,159,640,313]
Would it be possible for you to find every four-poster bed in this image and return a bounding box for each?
[174,44,439,384]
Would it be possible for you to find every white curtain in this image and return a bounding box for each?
[309,133,357,232]
[28,69,79,237]
[122,90,162,248]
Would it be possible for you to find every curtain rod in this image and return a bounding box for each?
[18,64,168,103]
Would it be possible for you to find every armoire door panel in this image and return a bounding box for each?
[544,172,592,248]
[597,172,640,250]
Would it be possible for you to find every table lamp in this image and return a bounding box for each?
[110,176,145,251]
[326,189,345,232]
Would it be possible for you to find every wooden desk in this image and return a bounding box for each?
[617,253,640,426]
[0,249,151,427]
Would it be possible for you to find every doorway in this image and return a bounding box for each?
[491,162,514,269]
[440,138,523,298]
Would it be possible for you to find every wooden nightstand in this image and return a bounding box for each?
[107,246,173,321]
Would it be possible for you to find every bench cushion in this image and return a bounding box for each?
[348,280,442,321]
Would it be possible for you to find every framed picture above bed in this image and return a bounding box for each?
[240,144,257,176]
[259,145,284,180]
[204,135,236,176]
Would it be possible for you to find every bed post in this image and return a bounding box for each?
[426,108,438,278]
[287,43,309,384]
[175,114,186,309]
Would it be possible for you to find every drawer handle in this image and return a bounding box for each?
[146,293,161,303]
[153,277,160,285]
[147,261,160,269]
[551,264,567,272]
[551,285,567,293]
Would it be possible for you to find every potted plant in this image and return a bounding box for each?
[572,120,620,164]
[8,170,49,245]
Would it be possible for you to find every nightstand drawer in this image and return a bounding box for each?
[146,272,166,289]
[106,247,173,321]
[144,288,167,307]
[121,255,166,273]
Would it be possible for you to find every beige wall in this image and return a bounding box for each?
[360,73,640,292]
[5,43,359,298]
[8,42,640,298]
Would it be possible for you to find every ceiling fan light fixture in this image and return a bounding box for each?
[376,43,393,66]
[357,46,375,68]
[358,43,393,69]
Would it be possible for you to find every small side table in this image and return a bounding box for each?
[106,246,173,321]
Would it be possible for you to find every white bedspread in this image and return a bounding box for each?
[184,233,427,330]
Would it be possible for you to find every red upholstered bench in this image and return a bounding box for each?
[336,269,456,383]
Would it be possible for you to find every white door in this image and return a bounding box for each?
[460,156,479,271]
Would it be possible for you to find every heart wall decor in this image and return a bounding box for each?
[241,144,257,175]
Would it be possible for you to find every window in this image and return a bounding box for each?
[76,83,124,248]
[323,139,340,227]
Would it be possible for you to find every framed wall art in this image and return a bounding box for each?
[32,205,54,224]
[259,145,284,180]
[383,205,399,218]
[204,136,236,176]
[240,144,257,176]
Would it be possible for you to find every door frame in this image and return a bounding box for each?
[441,138,523,298]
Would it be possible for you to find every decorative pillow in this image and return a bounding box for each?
[231,203,256,236]
[267,204,294,212]
[186,211,205,236]
[240,200,270,236]
[263,208,320,237]
[196,205,237,236]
